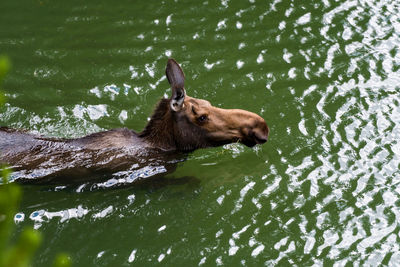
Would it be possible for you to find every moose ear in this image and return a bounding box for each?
[166,59,185,112]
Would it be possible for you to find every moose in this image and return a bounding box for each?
[0,59,269,184]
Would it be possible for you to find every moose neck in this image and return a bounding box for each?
[139,98,177,151]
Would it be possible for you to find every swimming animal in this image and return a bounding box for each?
[0,59,269,183]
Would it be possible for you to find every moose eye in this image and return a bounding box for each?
[197,115,207,123]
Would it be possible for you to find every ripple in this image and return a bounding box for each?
[28,205,89,229]
[2,0,400,265]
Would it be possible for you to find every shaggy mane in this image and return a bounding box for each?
[139,98,176,150]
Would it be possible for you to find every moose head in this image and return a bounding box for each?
[139,59,269,152]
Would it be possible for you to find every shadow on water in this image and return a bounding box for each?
[35,174,202,193]
[14,173,203,235]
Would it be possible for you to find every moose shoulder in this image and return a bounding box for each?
[0,59,269,183]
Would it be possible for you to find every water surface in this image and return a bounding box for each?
[1,0,400,265]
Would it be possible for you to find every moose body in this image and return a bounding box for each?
[0,59,269,183]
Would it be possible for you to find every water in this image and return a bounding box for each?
[1,0,400,265]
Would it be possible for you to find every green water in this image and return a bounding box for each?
[1,0,400,265]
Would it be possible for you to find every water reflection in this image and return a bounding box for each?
[1,0,400,265]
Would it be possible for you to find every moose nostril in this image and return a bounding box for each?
[253,132,268,144]
[257,135,268,143]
